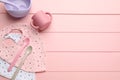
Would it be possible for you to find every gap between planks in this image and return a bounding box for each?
[1,14,120,33]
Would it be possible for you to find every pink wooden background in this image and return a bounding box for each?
[1,0,120,80]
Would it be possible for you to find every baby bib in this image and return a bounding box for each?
[0,23,46,72]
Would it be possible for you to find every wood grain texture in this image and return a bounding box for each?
[1,14,120,32]
[47,15,120,32]
[1,72,120,80]
[36,72,120,80]
[31,0,120,14]
[46,52,120,71]
[0,0,120,14]
[0,0,120,80]
[40,33,120,51]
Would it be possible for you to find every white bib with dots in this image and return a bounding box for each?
[0,58,35,80]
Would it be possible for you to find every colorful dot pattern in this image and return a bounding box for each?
[0,23,46,72]
[0,58,35,80]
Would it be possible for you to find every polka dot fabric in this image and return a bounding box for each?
[0,58,35,80]
[0,23,46,72]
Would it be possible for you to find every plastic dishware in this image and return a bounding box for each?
[4,0,31,18]
[0,0,19,9]
[11,46,32,80]
[31,10,52,31]
[8,38,30,72]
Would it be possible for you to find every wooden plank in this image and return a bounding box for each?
[0,72,120,80]
[31,0,120,14]
[36,72,120,80]
[40,33,120,51]
[47,15,120,32]
[46,52,120,71]
[0,0,120,14]
[0,14,120,51]
[1,14,120,32]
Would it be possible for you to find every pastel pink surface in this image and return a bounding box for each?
[0,0,120,80]
[1,0,120,14]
